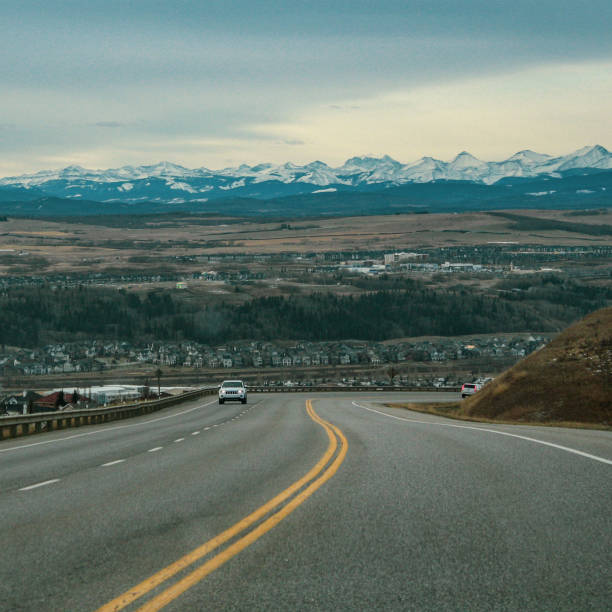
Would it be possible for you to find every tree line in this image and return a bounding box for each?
[0,276,609,348]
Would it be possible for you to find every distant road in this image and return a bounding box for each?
[1,392,610,611]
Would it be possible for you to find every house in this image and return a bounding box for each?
[22,362,51,375]
[1,391,42,415]
[366,352,381,365]
[33,391,78,413]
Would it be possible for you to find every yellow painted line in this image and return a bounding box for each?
[135,401,347,611]
[96,400,345,612]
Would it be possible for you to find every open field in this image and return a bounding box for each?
[1,208,611,277]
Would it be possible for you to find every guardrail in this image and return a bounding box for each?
[246,385,461,393]
[0,387,217,440]
[1,385,459,440]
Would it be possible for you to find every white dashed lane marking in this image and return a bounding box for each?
[19,479,60,491]
[12,402,259,494]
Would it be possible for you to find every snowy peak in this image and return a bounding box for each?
[60,164,89,175]
[341,155,384,171]
[1,146,611,202]
[507,149,551,164]
[572,144,609,157]
[443,151,489,182]
[557,144,612,171]
[449,151,487,169]
[138,161,191,177]
[337,155,404,184]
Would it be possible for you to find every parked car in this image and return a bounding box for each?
[218,380,247,404]
[461,382,482,398]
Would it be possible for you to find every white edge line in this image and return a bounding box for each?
[0,399,217,454]
[101,459,125,467]
[19,478,60,491]
[352,401,612,466]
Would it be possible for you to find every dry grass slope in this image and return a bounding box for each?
[460,307,612,425]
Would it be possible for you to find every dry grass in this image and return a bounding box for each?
[385,401,612,430]
[456,307,612,425]
[384,306,612,429]
[1,209,611,277]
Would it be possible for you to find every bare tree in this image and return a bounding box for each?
[155,368,163,398]
[386,366,398,385]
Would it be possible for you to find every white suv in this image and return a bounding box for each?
[218,380,247,404]
[461,382,482,398]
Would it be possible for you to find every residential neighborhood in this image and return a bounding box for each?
[0,334,549,379]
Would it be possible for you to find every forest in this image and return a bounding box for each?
[1,275,609,348]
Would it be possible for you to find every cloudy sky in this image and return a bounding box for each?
[1,0,611,175]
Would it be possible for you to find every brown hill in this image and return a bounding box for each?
[460,307,612,425]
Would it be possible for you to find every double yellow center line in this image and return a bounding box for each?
[96,400,347,612]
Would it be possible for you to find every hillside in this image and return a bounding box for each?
[460,307,612,425]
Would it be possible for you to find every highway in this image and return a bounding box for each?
[1,392,610,611]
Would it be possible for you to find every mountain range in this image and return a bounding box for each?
[0,145,611,216]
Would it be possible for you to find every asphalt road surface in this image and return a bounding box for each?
[1,392,610,611]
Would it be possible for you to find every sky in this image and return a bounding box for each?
[1,0,611,176]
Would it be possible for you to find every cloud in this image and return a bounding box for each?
[248,60,612,165]
[1,2,612,174]
[94,121,125,128]
[328,105,361,112]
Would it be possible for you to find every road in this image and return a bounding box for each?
[0,392,610,611]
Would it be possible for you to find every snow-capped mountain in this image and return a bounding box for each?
[1,145,611,204]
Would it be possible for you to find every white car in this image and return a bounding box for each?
[461,382,482,398]
[218,380,247,404]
